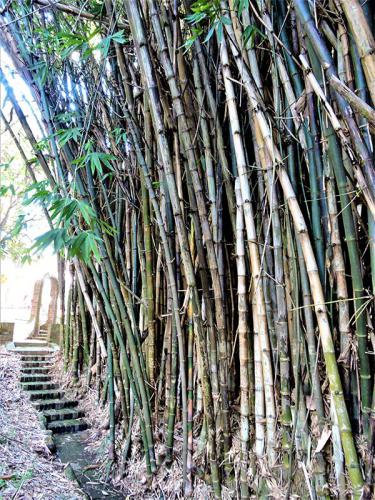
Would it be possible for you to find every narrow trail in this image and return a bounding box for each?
[0,345,81,499]
[5,338,125,500]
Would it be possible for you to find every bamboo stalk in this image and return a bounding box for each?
[337,0,375,105]
[235,179,250,499]
[329,75,375,128]
[2,2,374,497]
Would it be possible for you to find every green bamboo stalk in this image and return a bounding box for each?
[123,2,220,493]
[77,286,89,365]
[107,339,116,465]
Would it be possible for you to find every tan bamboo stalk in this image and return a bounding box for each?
[31,0,127,28]
[146,0,231,470]
[104,0,134,111]
[337,23,355,90]
[252,292,265,458]
[219,35,276,463]
[123,100,219,493]
[336,0,375,105]
[298,55,375,219]
[279,170,364,497]
[235,179,250,499]
[331,399,347,499]
[220,14,363,494]
[173,133,185,221]
[329,75,375,128]
[254,121,292,477]
[194,66,218,245]
[186,297,194,497]
[284,218,309,457]
[326,172,351,394]
[139,156,184,465]
[193,43,236,231]
[250,3,308,151]
[125,202,132,283]
[143,95,155,386]
[239,7,264,97]
[73,258,107,358]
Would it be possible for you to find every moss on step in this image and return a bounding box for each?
[28,389,64,400]
[33,399,79,411]
[43,408,84,423]
[47,418,88,434]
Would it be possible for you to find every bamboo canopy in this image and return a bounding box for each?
[0,0,374,498]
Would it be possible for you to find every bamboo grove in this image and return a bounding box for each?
[1,0,374,497]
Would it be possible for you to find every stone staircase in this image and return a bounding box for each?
[32,326,49,342]
[15,341,88,435]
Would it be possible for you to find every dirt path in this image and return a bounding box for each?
[0,347,84,499]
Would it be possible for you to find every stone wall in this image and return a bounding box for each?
[0,322,62,346]
[0,322,14,345]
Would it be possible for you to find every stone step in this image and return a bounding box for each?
[20,374,52,383]
[47,418,88,434]
[22,381,59,391]
[21,366,52,374]
[33,399,78,411]
[20,354,55,361]
[14,340,48,348]
[43,408,85,423]
[21,359,54,366]
[17,349,54,354]
[21,364,54,371]
[28,389,64,401]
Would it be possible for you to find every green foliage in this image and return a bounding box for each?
[184,0,262,49]
[0,214,32,264]
[23,180,54,206]
[87,152,116,175]
[88,1,105,17]
[96,30,127,57]
[73,149,116,176]
[184,0,231,49]
[29,60,49,87]
[56,29,126,61]
[0,159,15,170]
[10,214,27,239]
[35,127,82,151]
[234,0,249,16]
[24,182,116,263]
[24,184,96,227]
[32,227,101,263]
[69,230,101,262]
[185,0,220,25]
[0,184,15,196]
[34,137,50,152]
[57,31,93,59]
[242,25,265,49]
[55,111,79,124]
[0,139,35,263]
[56,127,82,146]
[32,227,69,254]
[112,127,127,145]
